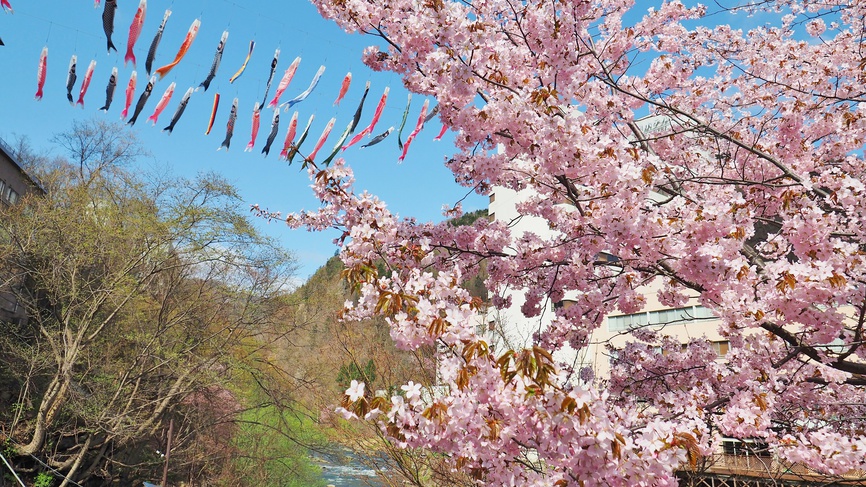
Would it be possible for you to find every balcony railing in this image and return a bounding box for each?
[680,453,866,484]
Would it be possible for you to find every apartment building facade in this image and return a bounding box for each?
[0,137,44,325]
[480,117,866,485]
[485,181,728,381]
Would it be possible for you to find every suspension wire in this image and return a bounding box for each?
[28,453,85,487]
[0,450,26,487]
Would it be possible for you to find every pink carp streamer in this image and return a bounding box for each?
[147,81,176,125]
[333,71,351,106]
[279,111,300,160]
[124,0,147,67]
[245,103,261,152]
[343,86,389,150]
[120,70,137,119]
[434,123,448,141]
[287,114,314,164]
[268,56,301,109]
[306,117,335,163]
[76,59,97,106]
[35,47,48,100]
[398,99,429,162]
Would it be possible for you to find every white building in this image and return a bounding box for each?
[485,185,728,381]
[477,119,866,484]
[483,116,729,381]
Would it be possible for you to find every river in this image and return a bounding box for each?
[313,447,387,487]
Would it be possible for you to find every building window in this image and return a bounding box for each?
[0,179,18,205]
[608,305,717,332]
[595,252,620,263]
[722,438,770,457]
[712,340,729,357]
[608,312,648,331]
[692,305,716,319]
[648,307,689,325]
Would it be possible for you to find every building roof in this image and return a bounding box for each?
[0,136,46,194]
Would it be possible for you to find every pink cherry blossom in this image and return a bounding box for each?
[271,0,866,483]
[346,379,365,402]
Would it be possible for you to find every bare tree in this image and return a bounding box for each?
[0,120,296,486]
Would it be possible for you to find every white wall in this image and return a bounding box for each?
[486,177,726,382]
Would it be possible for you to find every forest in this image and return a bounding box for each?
[0,119,472,487]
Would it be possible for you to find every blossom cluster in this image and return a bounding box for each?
[294,0,866,484]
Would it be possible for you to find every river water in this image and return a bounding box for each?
[313,447,387,487]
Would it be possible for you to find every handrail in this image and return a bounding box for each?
[680,452,866,483]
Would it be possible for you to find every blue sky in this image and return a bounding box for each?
[0,0,486,279]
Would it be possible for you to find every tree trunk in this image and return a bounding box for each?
[17,374,68,455]
[58,434,92,487]
[78,436,111,484]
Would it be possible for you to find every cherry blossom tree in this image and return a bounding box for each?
[269,0,866,484]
